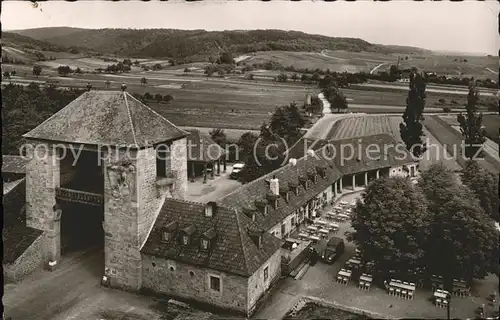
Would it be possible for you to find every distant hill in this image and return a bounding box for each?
[9,27,433,61]
[10,27,87,41]
[2,32,68,52]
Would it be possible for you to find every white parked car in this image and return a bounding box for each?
[230,163,245,179]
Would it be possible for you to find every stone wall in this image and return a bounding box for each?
[142,254,248,314]
[170,138,188,200]
[247,249,282,314]
[24,142,61,262]
[103,148,143,290]
[4,233,44,282]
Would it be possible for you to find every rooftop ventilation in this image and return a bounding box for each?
[289,158,297,166]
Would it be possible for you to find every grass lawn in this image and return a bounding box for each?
[284,302,371,320]
[482,114,500,144]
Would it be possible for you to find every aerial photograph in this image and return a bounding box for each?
[1,1,499,319]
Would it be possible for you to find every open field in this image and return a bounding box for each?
[439,114,500,144]
[326,115,400,140]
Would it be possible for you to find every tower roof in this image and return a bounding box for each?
[23,91,188,147]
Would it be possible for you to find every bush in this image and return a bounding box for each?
[450,99,458,105]
[438,98,446,104]
[442,107,451,113]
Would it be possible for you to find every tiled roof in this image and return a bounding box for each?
[23,91,188,147]
[219,147,342,231]
[141,198,282,277]
[186,130,226,162]
[2,155,28,174]
[2,178,43,264]
[221,134,415,231]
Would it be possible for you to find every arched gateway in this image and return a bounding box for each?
[22,90,189,290]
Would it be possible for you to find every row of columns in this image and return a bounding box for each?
[332,169,381,197]
[190,159,227,183]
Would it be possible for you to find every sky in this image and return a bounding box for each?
[2,0,499,55]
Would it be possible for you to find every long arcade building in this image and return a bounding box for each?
[3,90,417,316]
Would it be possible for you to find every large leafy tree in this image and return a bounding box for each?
[461,160,499,221]
[457,79,486,158]
[349,177,431,278]
[419,163,499,281]
[209,128,227,148]
[400,70,427,158]
[269,102,306,145]
[322,85,348,113]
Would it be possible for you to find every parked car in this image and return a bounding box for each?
[230,163,245,179]
[320,237,345,264]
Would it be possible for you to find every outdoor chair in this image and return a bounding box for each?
[389,287,395,296]
[359,281,365,289]
[408,291,414,300]
[337,276,342,283]
[436,298,442,307]
[401,290,407,299]
[396,288,401,297]
[442,300,448,308]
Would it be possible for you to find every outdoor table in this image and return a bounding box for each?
[315,220,327,225]
[348,258,361,266]
[360,275,372,283]
[338,269,352,278]
[337,214,349,219]
[434,291,448,299]
[307,226,318,232]
[327,222,339,229]
[308,235,320,242]
[340,201,348,205]
[318,228,329,236]
[389,281,415,292]
[298,233,309,240]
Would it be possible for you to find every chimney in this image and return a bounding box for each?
[307,149,316,158]
[269,175,279,195]
[289,158,297,166]
[121,82,127,91]
[305,93,311,106]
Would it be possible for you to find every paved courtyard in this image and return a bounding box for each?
[253,192,500,320]
[185,163,242,202]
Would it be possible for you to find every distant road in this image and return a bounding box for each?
[369,63,388,75]
[485,67,499,75]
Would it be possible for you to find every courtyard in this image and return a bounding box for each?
[253,191,500,320]
[184,163,242,202]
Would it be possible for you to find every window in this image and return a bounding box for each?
[264,266,269,282]
[162,231,171,242]
[291,216,296,226]
[285,192,290,202]
[281,223,286,236]
[209,275,221,292]
[182,235,189,245]
[205,206,213,217]
[201,239,209,250]
[263,205,268,215]
[156,145,170,177]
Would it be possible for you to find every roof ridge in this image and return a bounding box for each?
[126,92,189,137]
[123,92,138,146]
[234,209,253,275]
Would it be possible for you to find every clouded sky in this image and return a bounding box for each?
[2,0,499,54]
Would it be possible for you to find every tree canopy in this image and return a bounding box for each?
[323,86,348,113]
[457,79,486,158]
[400,70,427,158]
[349,177,430,278]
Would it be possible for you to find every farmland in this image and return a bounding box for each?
[326,115,401,141]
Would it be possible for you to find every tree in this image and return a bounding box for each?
[419,163,499,281]
[300,74,310,83]
[349,177,431,278]
[311,72,321,83]
[246,73,254,81]
[57,65,73,76]
[237,132,258,163]
[291,73,298,82]
[217,51,234,65]
[163,94,173,103]
[209,128,227,148]
[32,65,42,77]
[389,65,400,79]
[154,93,163,103]
[323,86,348,113]
[461,160,499,221]
[457,79,486,158]
[184,67,190,73]
[140,77,148,86]
[10,70,16,76]
[143,92,152,101]
[208,56,215,64]
[105,80,111,89]
[3,71,11,78]
[276,72,288,82]
[134,60,141,66]
[269,102,306,144]
[75,67,82,74]
[319,74,337,89]
[217,70,225,78]
[400,70,427,158]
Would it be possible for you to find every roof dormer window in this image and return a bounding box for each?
[205,201,216,217]
[180,224,196,246]
[161,221,178,242]
[201,238,209,250]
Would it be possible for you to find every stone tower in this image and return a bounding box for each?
[23,91,188,290]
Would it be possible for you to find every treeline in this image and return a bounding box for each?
[131,92,174,104]
[2,83,86,155]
